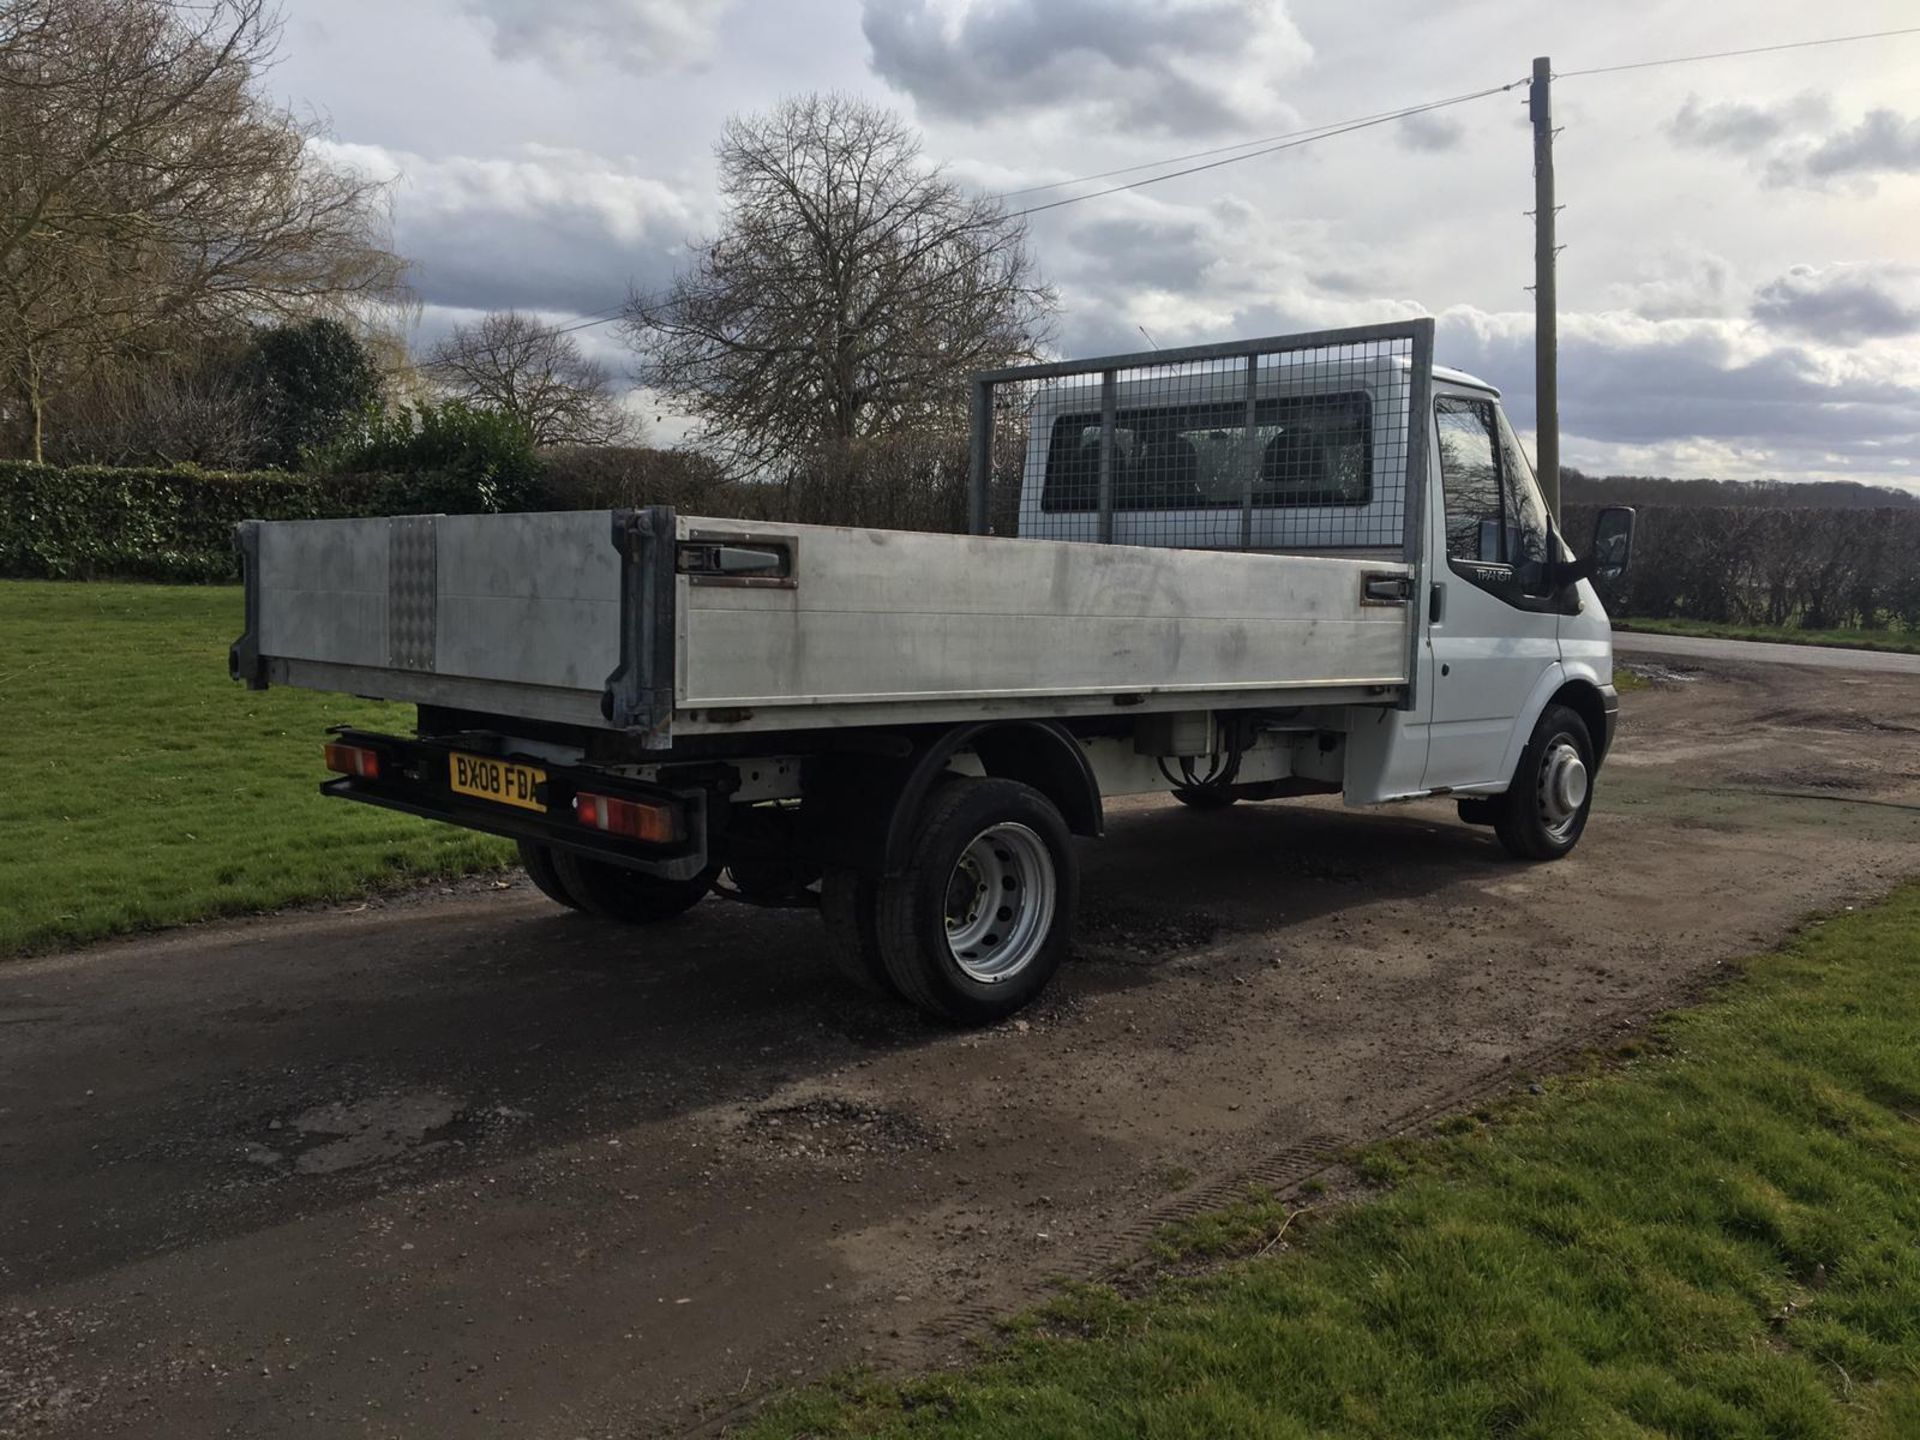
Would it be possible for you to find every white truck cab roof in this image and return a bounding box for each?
[1433,364,1498,395]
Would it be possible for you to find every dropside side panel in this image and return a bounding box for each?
[678,519,1409,716]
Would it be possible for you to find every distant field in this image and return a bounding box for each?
[0,581,510,956]
[1615,615,1920,655]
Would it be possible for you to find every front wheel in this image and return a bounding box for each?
[1494,704,1595,861]
[552,849,715,923]
[875,777,1077,1026]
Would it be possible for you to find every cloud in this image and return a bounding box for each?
[1433,307,1920,479]
[1668,93,1828,155]
[452,0,735,74]
[1603,250,1741,321]
[312,139,704,317]
[1394,111,1463,153]
[861,0,1311,136]
[1801,108,1920,181]
[1668,92,1920,190]
[1064,214,1215,292]
[1752,264,1920,343]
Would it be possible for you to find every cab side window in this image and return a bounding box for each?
[1435,395,1550,569]
[1435,397,1503,563]
[1493,404,1551,566]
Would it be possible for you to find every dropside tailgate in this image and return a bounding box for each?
[233,510,637,731]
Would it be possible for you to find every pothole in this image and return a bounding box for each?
[1727,767,1872,793]
[248,1090,466,1176]
[1620,661,1696,685]
[1075,907,1223,966]
[739,1098,945,1162]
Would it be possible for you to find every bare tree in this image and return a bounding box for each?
[424,311,636,447]
[45,350,267,469]
[623,94,1054,472]
[0,0,406,460]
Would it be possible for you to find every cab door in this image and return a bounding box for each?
[1422,392,1566,790]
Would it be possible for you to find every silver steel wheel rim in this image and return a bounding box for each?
[1537,737,1589,840]
[943,822,1056,983]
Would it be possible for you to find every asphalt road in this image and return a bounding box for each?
[1612,627,1920,674]
[5,658,1920,1437]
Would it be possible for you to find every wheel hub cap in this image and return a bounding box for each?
[1539,739,1589,835]
[944,822,1056,984]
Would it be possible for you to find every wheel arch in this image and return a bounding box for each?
[1487,664,1615,792]
[1549,677,1613,765]
[883,720,1102,874]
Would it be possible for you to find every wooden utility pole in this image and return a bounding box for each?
[1530,55,1560,520]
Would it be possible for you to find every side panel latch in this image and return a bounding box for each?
[1362,573,1413,606]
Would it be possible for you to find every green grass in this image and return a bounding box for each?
[749,891,1920,1438]
[1615,615,1920,656]
[0,581,511,956]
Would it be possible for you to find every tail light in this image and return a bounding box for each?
[573,791,683,844]
[323,742,381,780]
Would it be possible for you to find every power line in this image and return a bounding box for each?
[1004,81,1525,219]
[992,87,1521,201]
[1556,25,1920,78]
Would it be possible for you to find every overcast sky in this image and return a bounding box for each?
[272,0,1920,487]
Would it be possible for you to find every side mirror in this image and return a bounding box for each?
[1591,506,1635,583]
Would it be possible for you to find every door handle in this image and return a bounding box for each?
[1362,573,1412,605]
[1429,583,1445,624]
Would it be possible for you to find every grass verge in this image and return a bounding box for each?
[749,890,1920,1438]
[1615,615,1920,655]
[0,581,511,956]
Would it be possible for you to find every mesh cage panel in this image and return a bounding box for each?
[970,323,1433,562]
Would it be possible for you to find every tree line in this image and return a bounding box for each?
[1567,500,1920,631]
[1563,471,1918,512]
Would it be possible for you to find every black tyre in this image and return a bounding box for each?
[551,849,715,923]
[517,841,583,910]
[1171,786,1238,810]
[875,777,1077,1026]
[818,869,893,993]
[1494,703,1595,861]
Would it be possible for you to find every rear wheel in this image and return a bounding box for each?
[875,777,1077,1026]
[819,869,892,993]
[516,841,581,910]
[552,849,715,923]
[1494,704,1595,861]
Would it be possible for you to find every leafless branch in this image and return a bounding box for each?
[424,310,637,447]
[622,93,1055,474]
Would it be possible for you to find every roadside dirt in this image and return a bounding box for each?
[4,655,1918,1438]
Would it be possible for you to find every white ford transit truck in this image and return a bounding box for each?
[232,321,1635,1024]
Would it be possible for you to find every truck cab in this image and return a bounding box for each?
[1003,346,1628,831]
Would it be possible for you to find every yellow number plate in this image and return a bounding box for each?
[448,752,547,812]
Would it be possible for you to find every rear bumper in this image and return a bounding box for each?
[321,729,712,882]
